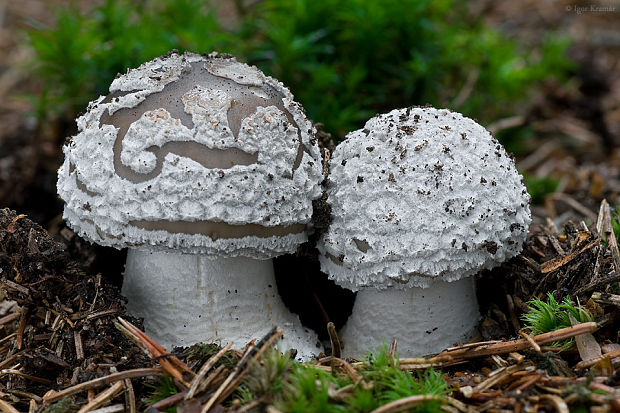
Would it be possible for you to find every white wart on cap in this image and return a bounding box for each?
[318,106,531,356]
[57,51,323,358]
[58,51,322,258]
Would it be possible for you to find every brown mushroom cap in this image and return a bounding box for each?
[58,51,323,258]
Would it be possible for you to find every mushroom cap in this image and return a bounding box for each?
[317,107,531,291]
[57,51,323,258]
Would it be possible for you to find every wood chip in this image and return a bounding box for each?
[540,238,600,273]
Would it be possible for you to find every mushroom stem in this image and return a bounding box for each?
[122,249,321,359]
[339,277,480,358]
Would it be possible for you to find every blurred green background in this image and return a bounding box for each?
[27,0,572,147]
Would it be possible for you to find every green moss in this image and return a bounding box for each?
[522,173,559,204]
[521,292,594,349]
[145,373,179,412]
[42,398,79,413]
[238,345,448,412]
[27,0,572,145]
[183,342,238,371]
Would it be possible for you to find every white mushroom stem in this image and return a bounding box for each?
[339,277,480,358]
[122,249,321,359]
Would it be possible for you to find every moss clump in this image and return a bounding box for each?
[237,345,449,412]
[42,397,79,413]
[183,342,239,371]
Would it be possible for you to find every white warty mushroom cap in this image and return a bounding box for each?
[317,107,531,291]
[57,51,323,258]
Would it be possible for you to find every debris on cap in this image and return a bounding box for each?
[57,51,323,258]
[318,107,531,290]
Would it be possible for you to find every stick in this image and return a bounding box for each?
[439,322,597,362]
[117,318,193,375]
[77,381,124,413]
[591,292,620,307]
[369,395,445,413]
[0,399,20,413]
[518,331,541,353]
[74,330,84,361]
[575,347,620,370]
[186,342,233,399]
[327,322,341,358]
[43,368,161,403]
[201,328,282,413]
[123,379,136,413]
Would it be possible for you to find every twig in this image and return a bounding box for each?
[201,328,283,413]
[235,397,265,413]
[0,311,20,326]
[88,405,124,413]
[600,199,620,273]
[539,394,569,413]
[0,369,52,385]
[452,68,479,108]
[439,322,597,362]
[150,390,188,410]
[42,368,162,403]
[369,394,445,413]
[540,238,600,274]
[331,358,361,383]
[7,214,27,233]
[0,399,19,413]
[513,374,542,391]
[487,115,526,135]
[16,308,28,350]
[116,318,193,386]
[85,309,120,321]
[517,140,557,172]
[195,364,226,396]
[0,352,22,370]
[123,379,136,413]
[583,270,620,293]
[4,389,42,403]
[592,292,620,307]
[77,381,124,413]
[506,294,521,332]
[117,318,193,376]
[445,340,502,351]
[576,347,620,370]
[327,322,341,358]
[0,332,16,346]
[186,342,233,399]
[518,331,541,353]
[0,280,29,296]
[74,330,84,361]
[547,193,597,222]
[474,364,525,392]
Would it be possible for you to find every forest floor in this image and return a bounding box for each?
[0,0,620,412]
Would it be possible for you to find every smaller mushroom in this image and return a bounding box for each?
[57,51,324,358]
[317,107,531,357]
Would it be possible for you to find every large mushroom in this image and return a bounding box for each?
[317,107,531,357]
[57,51,324,358]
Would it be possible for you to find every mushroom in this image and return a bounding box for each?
[57,51,324,358]
[317,107,531,357]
